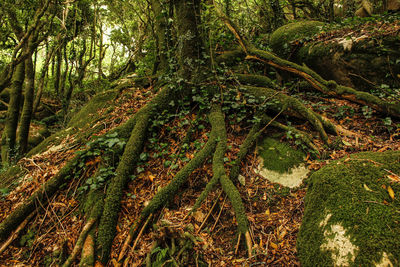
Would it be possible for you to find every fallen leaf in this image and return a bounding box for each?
[388,186,395,200]
[387,174,400,183]
[342,140,352,146]
[193,211,205,223]
[270,242,278,250]
[149,174,155,182]
[363,184,373,192]
[238,175,246,186]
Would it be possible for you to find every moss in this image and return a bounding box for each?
[215,49,246,66]
[96,112,149,264]
[234,74,276,89]
[241,85,330,143]
[26,128,73,157]
[0,165,24,188]
[68,89,118,129]
[298,151,400,266]
[270,21,325,58]
[258,137,305,173]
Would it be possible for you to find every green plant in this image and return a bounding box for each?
[362,106,373,119]
[382,117,393,134]
[75,132,126,194]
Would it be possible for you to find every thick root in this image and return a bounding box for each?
[245,49,400,118]
[0,156,78,242]
[96,112,150,264]
[79,228,96,267]
[241,85,332,144]
[210,104,252,256]
[62,218,96,267]
[96,85,180,264]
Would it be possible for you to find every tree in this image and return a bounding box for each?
[0,0,399,266]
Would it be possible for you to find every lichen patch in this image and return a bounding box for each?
[256,159,309,188]
[320,223,358,266]
[374,252,394,267]
[319,213,332,228]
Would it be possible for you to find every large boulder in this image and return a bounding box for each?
[297,151,400,266]
[269,21,325,58]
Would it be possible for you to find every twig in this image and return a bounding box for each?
[197,191,223,233]
[130,214,153,253]
[210,195,227,232]
[235,233,241,255]
[118,214,153,263]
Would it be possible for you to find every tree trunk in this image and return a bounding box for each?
[1,62,25,164]
[174,0,204,81]
[151,0,170,73]
[18,56,35,154]
[54,47,62,96]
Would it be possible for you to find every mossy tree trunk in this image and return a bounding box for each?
[1,62,25,165]
[17,56,35,154]
[174,0,204,81]
[151,0,171,74]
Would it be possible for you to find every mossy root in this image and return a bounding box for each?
[241,85,331,144]
[210,104,252,256]
[96,85,178,264]
[0,156,78,243]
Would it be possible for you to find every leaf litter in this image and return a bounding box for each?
[0,84,399,266]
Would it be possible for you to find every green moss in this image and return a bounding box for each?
[258,137,305,173]
[68,89,118,129]
[270,21,325,58]
[298,151,400,266]
[0,165,24,188]
[297,42,337,62]
[234,74,276,89]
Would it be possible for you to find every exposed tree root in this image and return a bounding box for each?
[62,189,104,267]
[96,85,185,264]
[241,85,334,143]
[245,50,400,118]
[234,73,278,90]
[79,228,95,267]
[0,156,78,242]
[62,218,96,267]
[212,104,252,256]
[0,212,35,255]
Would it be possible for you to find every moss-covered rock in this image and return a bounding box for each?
[297,151,400,266]
[269,21,325,58]
[256,137,309,188]
[27,89,120,157]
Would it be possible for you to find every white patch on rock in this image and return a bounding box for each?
[319,213,332,227]
[320,219,358,267]
[374,252,394,267]
[338,38,354,51]
[256,158,309,188]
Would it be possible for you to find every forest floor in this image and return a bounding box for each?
[0,82,399,266]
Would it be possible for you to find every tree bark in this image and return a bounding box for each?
[1,62,25,164]
[18,56,35,154]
